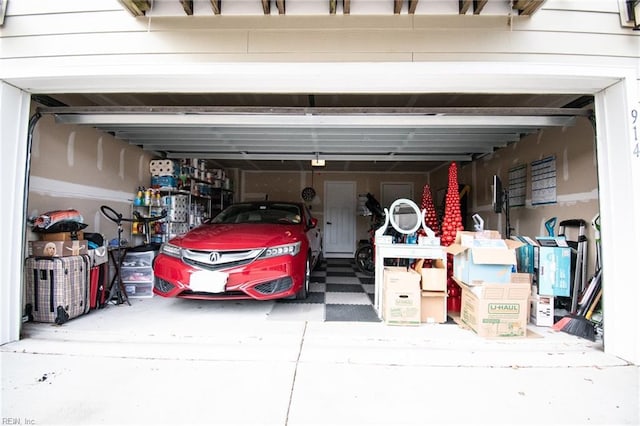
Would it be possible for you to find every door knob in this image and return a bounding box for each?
[326,221,332,225]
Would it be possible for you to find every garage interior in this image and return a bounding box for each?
[23,90,601,328]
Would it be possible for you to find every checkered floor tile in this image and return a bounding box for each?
[275,258,380,322]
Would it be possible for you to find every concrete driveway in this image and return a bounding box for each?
[1,296,638,425]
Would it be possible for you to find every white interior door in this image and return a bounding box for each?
[323,181,356,258]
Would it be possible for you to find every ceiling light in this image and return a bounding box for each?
[312,153,325,167]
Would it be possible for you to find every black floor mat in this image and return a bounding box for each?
[325,304,380,322]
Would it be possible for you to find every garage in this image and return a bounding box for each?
[23,92,594,322]
[1,0,639,368]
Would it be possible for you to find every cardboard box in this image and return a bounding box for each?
[39,231,84,241]
[513,235,571,297]
[456,230,502,247]
[511,273,533,285]
[447,236,522,286]
[29,240,88,257]
[456,276,531,338]
[419,258,447,291]
[421,291,447,323]
[530,294,554,327]
[536,238,572,297]
[383,267,421,326]
[512,235,539,275]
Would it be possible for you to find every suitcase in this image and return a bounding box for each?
[89,263,109,309]
[24,255,91,324]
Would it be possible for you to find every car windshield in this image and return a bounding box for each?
[210,203,302,225]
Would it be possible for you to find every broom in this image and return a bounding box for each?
[552,268,601,331]
[561,287,602,341]
[552,298,588,331]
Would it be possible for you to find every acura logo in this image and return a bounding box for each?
[209,251,221,263]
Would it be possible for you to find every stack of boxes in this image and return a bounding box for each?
[150,159,230,191]
[418,259,447,323]
[383,267,422,326]
[179,159,230,188]
[149,159,179,189]
[29,231,89,257]
[382,258,448,326]
[514,235,572,327]
[446,231,531,338]
[379,230,569,338]
[210,168,230,189]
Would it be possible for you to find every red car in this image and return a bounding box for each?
[153,201,323,300]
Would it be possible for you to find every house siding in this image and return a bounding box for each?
[1,1,638,65]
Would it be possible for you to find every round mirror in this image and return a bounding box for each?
[388,198,422,235]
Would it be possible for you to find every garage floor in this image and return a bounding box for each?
[278,257,380,322]
[2,259,638,425]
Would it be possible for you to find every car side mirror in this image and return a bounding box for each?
[308,217,318,230]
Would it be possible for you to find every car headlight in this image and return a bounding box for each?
[160,242,182,258]
[260,241,301,259]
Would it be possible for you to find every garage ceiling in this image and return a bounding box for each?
[35,92,592,173]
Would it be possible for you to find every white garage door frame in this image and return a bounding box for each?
[0,82,31,347]
[1,62,638,364]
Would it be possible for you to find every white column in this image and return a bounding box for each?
[0,82,31,344]
[594,76,640,365]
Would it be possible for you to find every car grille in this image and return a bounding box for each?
[254,277,293,295]
[185,290,247,298]
[184,257,253,271]
[182,248,263,271]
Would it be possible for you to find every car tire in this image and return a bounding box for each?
[355,243,375,276]
[313,249,323,271]
[295,256,310,300]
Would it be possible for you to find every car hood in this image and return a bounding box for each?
[169,223,303,250]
